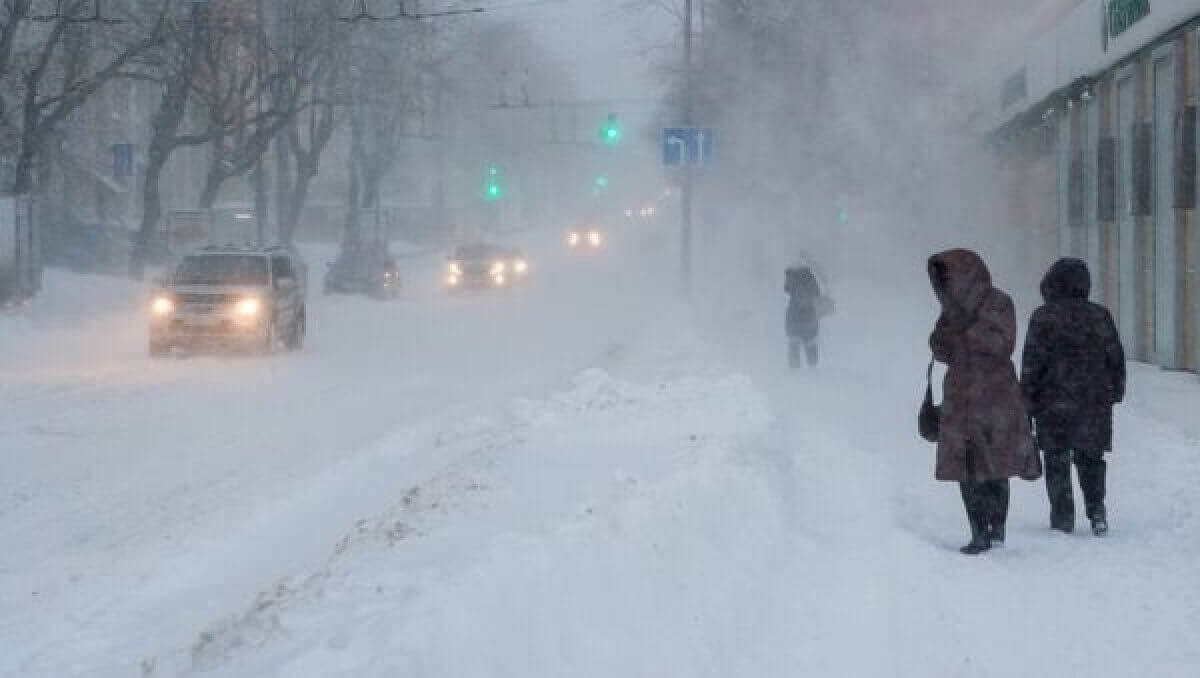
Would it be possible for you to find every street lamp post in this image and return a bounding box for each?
[681,0,694,296]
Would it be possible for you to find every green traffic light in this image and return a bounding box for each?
[595,175,610,189]
[600,113,622,145]
[485,165,503,201]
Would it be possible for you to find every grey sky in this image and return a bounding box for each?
[493,0,671,100]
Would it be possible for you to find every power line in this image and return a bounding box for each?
[472,0,585,10]
[338,1,485,22]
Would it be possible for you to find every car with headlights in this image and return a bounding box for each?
[566,226,603,251]
[324,246,400,300]
[444,243,528,292]
[148,246,306,356]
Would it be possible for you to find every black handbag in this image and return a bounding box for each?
[919,359,941,443]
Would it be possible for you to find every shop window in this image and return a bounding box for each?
[1098,136,1117,221]
[1131,122,1153,217]
[1175,106,1197,209]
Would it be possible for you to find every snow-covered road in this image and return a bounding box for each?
[4,227,1199,677]
[0,230,675,676]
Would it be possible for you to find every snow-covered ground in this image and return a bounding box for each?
[3,224,1199,677]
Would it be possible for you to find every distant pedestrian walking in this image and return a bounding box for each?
[924,249,1039,555]
[1021,258,1125,536]
[785,265,823,368]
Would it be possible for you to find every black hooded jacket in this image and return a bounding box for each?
[1020,258,1126,452]
[785,267,820,340]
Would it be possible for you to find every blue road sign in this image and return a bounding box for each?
[113,144,134,178]
[662,127,715,167]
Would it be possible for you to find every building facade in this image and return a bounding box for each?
[984,0,1200,370]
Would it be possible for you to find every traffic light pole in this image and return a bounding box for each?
[680,0,694,296]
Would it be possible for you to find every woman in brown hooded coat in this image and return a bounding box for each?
[928,249,1037,554]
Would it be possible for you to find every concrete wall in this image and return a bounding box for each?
[996,12,1200,370]
[982,0,1200,131]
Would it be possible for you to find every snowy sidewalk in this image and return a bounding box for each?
[148,321,803,676]
[126,285,1200,676]
[696,269,1200,678]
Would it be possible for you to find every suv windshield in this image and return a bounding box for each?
[175,255,269,286]
[455,245,504,261]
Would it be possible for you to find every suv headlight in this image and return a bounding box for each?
[151,296,174,315]
[513,259,528,274]
[448,262,463,276]
[234,297,261,317]
[490,261,506,276]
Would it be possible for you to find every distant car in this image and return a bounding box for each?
[148,245,306,356]
[566,227,603,250]
[324,246,399,300]
[507,248,531,278]
[445,243,528,292]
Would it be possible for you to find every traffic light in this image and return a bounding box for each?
[599,113,622,145]
[484,165,503,201]
[594,175,611,191]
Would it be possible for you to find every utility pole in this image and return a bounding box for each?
[275,1,292,243]
[681,0,694,295]
[254,0,267,246]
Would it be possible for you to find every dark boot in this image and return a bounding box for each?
[1090,505,1108,536]
[959,482,992,555]
[1075,449,1108,536]
[1044,450,1075,532]
[805,340,818,367]
[987,479,1009,545]
[788,339,802,368]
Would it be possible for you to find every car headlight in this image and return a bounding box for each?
[447,275,460,287]
[448,262,463,276]
[234,297,260,317]
[568,232,580,247]
[513,259,528,274]
[490,261,506,276]
[588,231,602,247]
[151,296,174,315]
[493,274,506,286]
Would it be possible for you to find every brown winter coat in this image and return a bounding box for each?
[928,249,1036,482]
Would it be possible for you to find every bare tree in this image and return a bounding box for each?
[339,16,433,247]
[130,1,212,277]
[275,0,348,243]
[191,3,324,210]
[0,0,167,195]
[130,0,336,275]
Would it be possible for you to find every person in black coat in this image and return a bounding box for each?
[785,266,821,367]
[1020,258,1126,536]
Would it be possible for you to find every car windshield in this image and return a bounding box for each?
[455,245,503,261]
[174,255,268,286]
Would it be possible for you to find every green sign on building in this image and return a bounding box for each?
[1107,0,1150,39]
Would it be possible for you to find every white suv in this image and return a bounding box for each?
[148,246,307,356]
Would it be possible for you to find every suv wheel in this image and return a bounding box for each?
[285,309,305,351]
[149,339,170,358]
[261,321,276,355]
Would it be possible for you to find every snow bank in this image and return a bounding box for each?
[151,336,781,677]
